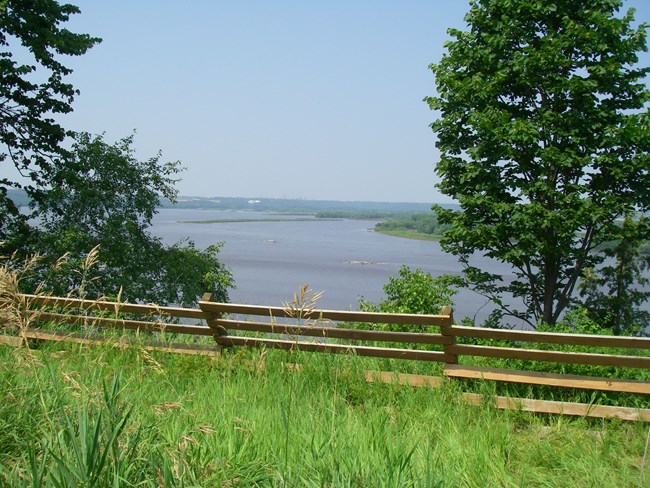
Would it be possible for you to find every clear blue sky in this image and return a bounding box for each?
[58,0,650,203]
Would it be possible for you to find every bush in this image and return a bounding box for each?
[357,265,462,333]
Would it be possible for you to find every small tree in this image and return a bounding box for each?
[426,0,650,327]
[0,2,233,305]
[34,133,233,305]
[359,266,462,332]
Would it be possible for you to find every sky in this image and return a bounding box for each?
[46,0,650,203]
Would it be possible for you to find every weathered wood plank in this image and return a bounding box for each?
[281,363,446,388]
[0,335,22,347]
[199,293,230,352]
[440,306,458,364]
[363,370,445,388]
[449,325,650,350]
[448,344,650,369]
[199,301,453,326]
[462,393,650,421]
[215,319,451,345]
[444,364,650,394]
[351,367,650,420]
[0,330,219,356]
[21,294,209,320]
[214,336,452,362]
[28,311,214,336]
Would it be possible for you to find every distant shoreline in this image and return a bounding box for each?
[180,217,337,224]
[374,229,441,241]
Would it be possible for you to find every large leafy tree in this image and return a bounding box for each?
[0,0,100,249]
[426,0,650,327]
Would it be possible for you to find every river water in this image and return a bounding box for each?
[151,208,515,322]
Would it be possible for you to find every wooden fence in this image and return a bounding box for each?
[3,293,650,421]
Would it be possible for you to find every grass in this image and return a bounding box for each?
[0,338,649,487]
[1,256,649,486]
[375,229,442,241]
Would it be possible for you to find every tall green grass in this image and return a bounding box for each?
[0,340,648,487]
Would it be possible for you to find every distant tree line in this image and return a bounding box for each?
[166,198,435,215]
[374,212,451,237]
[315,210,401,220]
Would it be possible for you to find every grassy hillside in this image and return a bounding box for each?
[0,339,647,487]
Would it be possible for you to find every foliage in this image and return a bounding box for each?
[426,0,650,327]
[537,306,612,337]
[40,131,180,232]
[31,133,233,305]
[579,215,650,336]
[39,375,137,487]
[359,266,462,333]
[0,0,100,250]
[315,210,395,220]
[374,212,451,236]
[378,266,462,315]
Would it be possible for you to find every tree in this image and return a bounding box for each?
[0,3,232,306]
[578,215,649,335]
[359,266,462,332]
[426,0,650,327]
[0,0,100,250]
[34,132,233,305]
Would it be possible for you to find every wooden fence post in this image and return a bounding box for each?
[439,306,457,364]
[199,293,228,353]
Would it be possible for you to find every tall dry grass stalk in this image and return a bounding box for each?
[0,246,105,344]
[282,283,323,321]
[75,245,100,300]
[0,253,48,339]
[276,284,333,346]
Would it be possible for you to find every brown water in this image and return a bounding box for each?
[151,208,516,323]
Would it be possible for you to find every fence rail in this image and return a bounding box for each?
[4,293,649,421]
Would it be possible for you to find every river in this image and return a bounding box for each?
[151,208,515,323]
